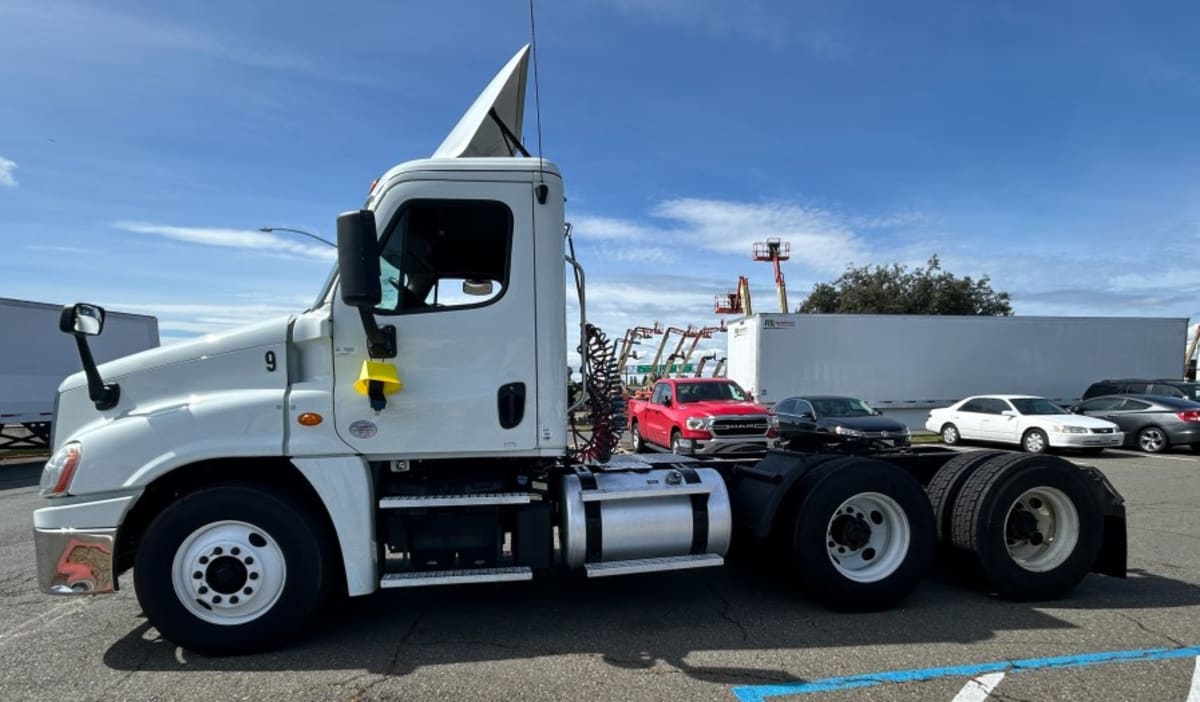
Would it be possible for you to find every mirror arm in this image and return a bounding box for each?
[356,308,396,359]
[74,335,119,410]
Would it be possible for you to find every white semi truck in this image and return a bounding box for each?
[33,46,1128,655]
[0,297,158,448]
[727,313,1189,429]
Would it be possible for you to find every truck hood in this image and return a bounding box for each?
[678,400,769,416]
[59,316,293,392]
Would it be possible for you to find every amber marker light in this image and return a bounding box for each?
[298,413,323,426]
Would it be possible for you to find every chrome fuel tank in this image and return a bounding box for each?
[560,467,732,569]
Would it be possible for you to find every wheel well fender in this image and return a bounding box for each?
[116,457,354,596]
[727,451,843,541]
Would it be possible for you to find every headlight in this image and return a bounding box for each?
[40,442,82,497]
[685,416,712,431]
[834,426,864,437]
[767,415,780,428]
[1051,425,1089,434]
[900,426,911,435]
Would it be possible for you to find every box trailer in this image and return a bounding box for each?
[726,313,1188,428]
[1,297,159,447]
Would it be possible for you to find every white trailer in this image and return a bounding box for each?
[726,313,1188,429]
[1,297,159,447]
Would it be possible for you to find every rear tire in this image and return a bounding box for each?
[788,457,935,612]
[631,421,648,453]
[950,454,1102,600]
[941,423,960,446]
[133,484,330,655]
[925,450,1008,552]
[1137,426,1168,454]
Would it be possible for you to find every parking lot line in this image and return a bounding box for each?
[730,645,1200,701]
[1105,449,1198,462]
[949,672,1004,702]
[1188,656,1200,702]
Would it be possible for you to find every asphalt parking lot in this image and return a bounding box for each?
[3,447,1199,702]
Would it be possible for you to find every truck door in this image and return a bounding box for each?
[330,180,540,457]
[644,382,670,444]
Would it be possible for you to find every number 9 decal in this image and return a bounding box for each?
[265,350,277,372]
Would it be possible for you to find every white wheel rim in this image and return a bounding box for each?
[1025,432,1045,452]
[1004,487,1079,573]
[825,492,911,583]
[943,426,957,443]
[171,520,287,626]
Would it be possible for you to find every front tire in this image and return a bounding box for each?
[134,484,331,655]
[1022,429,1049,454]
[788,457,935,611]
[670,429,684,455]
[941,423,960,446]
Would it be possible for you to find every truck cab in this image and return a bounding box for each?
[627,377,780,455]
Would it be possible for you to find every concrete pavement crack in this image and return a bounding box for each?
[349,611,424,701]
[708,584,748,642]
[1116,611,1186,647]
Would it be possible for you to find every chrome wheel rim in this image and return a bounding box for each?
[171,520,287,626]
[825,492,911,583]
[1024,431,1046,453]
[1139,428,1165,452]
[1005,487,1079,572]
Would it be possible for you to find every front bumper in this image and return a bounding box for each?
[1050,431,1124,448]
[678,435,783,455]
[34,527,118,594]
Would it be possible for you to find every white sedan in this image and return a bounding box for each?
[925,394,1123,454]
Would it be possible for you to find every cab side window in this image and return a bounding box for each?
[375,199,512,314]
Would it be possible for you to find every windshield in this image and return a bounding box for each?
[1011,398,1066,415]
[1184,384,1200,402]
[676,382,750,403]
[811,397,876,418]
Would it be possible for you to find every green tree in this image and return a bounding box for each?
[797,255,1013,316]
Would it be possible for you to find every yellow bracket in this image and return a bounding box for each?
[354,360,403,396]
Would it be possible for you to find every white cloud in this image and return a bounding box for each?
[575,198,874,273]
[24,244,98,255]
[107,300,311,337]
[0,156,17,187]
[112,221,336,261]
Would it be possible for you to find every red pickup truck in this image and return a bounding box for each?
[627,378,781,455]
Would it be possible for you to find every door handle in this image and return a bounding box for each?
[497,382,525,429]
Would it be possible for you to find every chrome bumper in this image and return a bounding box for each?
[679,435,782,455]
[34,527,118,595]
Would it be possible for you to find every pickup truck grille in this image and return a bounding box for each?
[711,418,769,436]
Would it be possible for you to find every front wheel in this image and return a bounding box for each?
[788,457,935,611]
[134,484,331,655]
[1022,429,1049,454]
[670,429,684,455]
[941,423,960,446]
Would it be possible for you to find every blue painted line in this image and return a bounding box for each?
[731,644,1200,702]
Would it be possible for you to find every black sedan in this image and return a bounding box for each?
[773,395,911,452]
[1069,394,1200,453]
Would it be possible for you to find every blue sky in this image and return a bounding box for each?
[2,0,1198,363]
